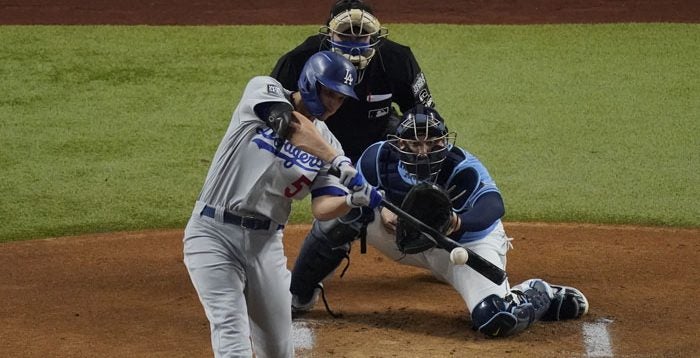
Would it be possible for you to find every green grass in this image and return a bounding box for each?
[1,24,698,241]
[394,24,700,226]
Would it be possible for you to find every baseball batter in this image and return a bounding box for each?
[183,51,382,357]
[290,105,589,337]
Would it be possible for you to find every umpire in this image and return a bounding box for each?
[271,0,435,163]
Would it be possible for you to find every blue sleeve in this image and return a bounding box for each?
[451,191,505,236]
[444,149,504,236]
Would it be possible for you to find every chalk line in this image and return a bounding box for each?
[583,318,614,357]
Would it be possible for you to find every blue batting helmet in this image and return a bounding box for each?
[298,51,359,118]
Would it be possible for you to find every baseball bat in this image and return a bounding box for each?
[379,198,507,285]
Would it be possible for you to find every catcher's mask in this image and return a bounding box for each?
[298,51,359,119]
[388,105,456,182]
[321,0,388,80]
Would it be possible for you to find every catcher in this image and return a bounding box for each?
[290,105,589,337]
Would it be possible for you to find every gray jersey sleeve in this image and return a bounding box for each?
[197,76,348,225]
[237,76,292,126]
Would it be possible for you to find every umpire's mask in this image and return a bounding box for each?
[321,1,387,82]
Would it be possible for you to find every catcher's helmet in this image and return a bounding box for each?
[389,105,455,181]
[298,51,359,118]
[322,0,387,76]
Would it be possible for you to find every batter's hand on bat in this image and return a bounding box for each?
[330,155,366,191]
[287,111,337,162]
[346,183,383,209]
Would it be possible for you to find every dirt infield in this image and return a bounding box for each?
[2,224,699,357]
[2,1,699,357]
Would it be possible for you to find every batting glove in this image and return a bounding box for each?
[346,183,383,209]
[330,155,365,191]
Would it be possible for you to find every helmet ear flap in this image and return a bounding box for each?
[298,70,324,118]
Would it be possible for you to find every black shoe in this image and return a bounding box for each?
[291,283,322,314]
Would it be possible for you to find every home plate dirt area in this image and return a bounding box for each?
[1,223,698,357]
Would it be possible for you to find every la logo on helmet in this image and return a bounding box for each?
[343,69,354,85]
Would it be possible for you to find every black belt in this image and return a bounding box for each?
[200,205,283,231]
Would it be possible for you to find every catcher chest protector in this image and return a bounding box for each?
[395,182,453,254]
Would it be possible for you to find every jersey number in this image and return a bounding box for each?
[285,175,312,197]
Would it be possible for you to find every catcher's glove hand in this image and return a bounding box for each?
[395,182,453,254]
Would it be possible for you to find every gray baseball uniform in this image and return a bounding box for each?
[183,76,346,357]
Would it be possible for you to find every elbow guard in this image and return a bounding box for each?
[255,101,294,140]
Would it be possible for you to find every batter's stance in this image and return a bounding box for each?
[183,51,382,357]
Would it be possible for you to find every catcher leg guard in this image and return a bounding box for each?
[541,285,589,321]
[471,279,553,337]
[290,212,367,314]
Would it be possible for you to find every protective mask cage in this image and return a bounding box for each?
[388,110,456,181]
[388,134,456,182]
[320,8,388,71]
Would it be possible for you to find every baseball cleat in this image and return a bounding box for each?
[543,285,589,321]
[292,283,323,315]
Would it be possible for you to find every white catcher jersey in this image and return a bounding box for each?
[197,76,346,225]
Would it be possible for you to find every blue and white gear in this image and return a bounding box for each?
[387,105,455,182]
[298,51,359,118]
[471,279,589,337]
[322,0,388,72]
[471,279,553,337]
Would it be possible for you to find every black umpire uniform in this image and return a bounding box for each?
[271,35,435,163]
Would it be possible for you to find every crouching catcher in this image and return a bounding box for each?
[289,105,589,337]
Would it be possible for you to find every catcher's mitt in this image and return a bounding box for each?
[395,182,453,254]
